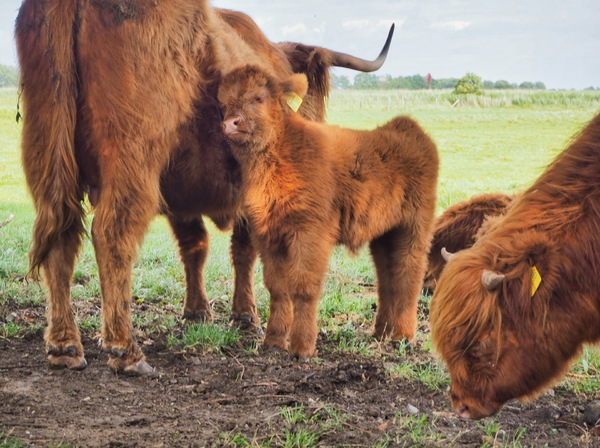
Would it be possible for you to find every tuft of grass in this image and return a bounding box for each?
[386,359,450,392]
[168,321,240,353]
[476,418,528,448]
[0,320,42,339]
[392,413,443,446]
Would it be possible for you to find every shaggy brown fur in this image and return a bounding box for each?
[423,193,514,293]
[430,112,600,419]
[160,9,395,331]
[218,66,439,359]
[16,0,393,374]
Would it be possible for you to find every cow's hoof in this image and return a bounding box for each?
[108,356,155,376]
[183,309,213,322]
[262,342,288,355]
[124,359,156,377]
[291,353,313,363]
[48,354,88,370]
[47,344,88,370]
[230,314,264,337]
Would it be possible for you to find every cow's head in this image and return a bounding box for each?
[218,65,308,150]
[430,233,576,420]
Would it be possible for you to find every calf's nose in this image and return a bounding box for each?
[223,116,242,136]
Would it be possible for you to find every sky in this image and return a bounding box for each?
[1,0,599,89]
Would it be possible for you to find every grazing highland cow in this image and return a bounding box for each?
[430,112,600,419]
[218,65,439,360]
[16,0,393,374]
[423,193,514,293]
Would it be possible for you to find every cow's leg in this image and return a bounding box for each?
[262,257,293,352]
[370,224,430,341]
[262,242,329,360]
[42,226,87,370]
[229,219,261,332]
[92,165,163,375]
[168,215,213,321]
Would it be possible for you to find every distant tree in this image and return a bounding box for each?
[534,81,546,90]
[0,65,19,87]
[453,73,483,94]
[331,73,350,90]
[494,80,517,89]
[352,73,379,89]
[386,74,427,90]
[432,77,459,89]
[483,80,495,89]
[519,81,535,89]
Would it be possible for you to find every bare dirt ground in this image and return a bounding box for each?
[1,302,600,447]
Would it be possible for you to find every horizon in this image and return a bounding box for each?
[1,1,598,90]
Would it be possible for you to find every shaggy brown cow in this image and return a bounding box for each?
[430,112,600,419]
[16,0,393,374]
[423,193,514,293]
[218,66,439,360]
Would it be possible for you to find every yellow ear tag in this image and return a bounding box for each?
[286,92,303,112]
[531,265,542,297]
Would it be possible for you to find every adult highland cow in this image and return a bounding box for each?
[430,112,600,419]
[218,66,439,360]
[15,0,393,374]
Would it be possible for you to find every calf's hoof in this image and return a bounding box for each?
[291,352,314,363]
[289,345,316,362]
[182,309,213,322]
[373,324,415,342]
[230,314,264,337]
[47,344,88,371]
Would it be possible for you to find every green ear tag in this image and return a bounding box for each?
[286,92,303,112]
[531,265,542,297]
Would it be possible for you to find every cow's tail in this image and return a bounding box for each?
[16,0,83,279]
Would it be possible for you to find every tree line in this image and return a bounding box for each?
[333,72,547,91]
[0,65,18,87]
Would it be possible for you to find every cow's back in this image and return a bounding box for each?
[332,116,438,250]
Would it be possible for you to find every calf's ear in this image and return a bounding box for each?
[281,73,309,100]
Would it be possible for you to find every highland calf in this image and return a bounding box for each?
[430,112,600,419]
[423,193,513,293]
[218,66,439,360]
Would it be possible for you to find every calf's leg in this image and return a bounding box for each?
[262,241,330,360]
[168,215,213,321]
[262,265,293,353]
[370,223,430,341]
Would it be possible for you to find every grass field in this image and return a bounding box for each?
[1,87,600,446]
[2,85,600,356]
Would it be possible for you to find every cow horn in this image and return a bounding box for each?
[441,247,454,262]
[329,23,395,72]
[481,269,505,291]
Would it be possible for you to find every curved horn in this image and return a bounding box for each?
[481,269,506,291]
[441,247,454,263]
[329,23,395,72]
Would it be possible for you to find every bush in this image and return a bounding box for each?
[453,73,483,95]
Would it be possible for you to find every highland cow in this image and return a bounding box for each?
[423,193,514,293]
[218,65,439,359]
[430,112,600,419]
